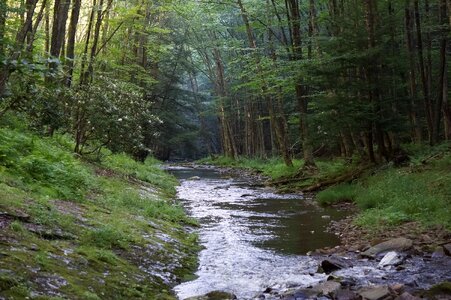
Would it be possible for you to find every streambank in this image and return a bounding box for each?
[0,128,198,299]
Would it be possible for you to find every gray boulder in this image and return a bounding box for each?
[185,291,237,300]
[358,286,391,300]
[361,238,413,258]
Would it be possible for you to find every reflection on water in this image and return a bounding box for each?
[169,166,347,299]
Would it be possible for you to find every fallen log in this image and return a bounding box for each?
[301,166,371,192]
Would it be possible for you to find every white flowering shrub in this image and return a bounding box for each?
[69,76,160,155]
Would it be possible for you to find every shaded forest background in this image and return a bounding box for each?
[0,0,449,165]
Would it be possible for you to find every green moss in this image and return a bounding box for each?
[0,126,198,299]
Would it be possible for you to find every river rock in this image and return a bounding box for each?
[312,281,341,296]
[188,176,201,180]
[378,251,404,268]
[281,288,319,300]
[361,238,413,258]
[319,256,352,274]
[185,291,237,300]
[358,286,391,300]
[395,292,421,300]
[335,289,358,300]
[443,243,451,256]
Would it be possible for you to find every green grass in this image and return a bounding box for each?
[102,153,178,195]
[0,127,94,200]
[316,149,451,229]
[317,183,363,205]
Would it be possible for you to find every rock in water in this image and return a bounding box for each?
[312,281,341,296]
[361,238,413,258]
[185,291,237,300]
[335,289,358,300]
[378,251,404,268]
[187,176,201,180]
[443,243,451,256]
[358,286,391,300]
[320,256,352,274]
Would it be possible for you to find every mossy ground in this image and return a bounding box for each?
[0,125,199,299]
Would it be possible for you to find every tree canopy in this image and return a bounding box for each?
[0,0,449,164]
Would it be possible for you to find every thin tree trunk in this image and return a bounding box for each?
[66,0,81,87]
[80,0,96,85]
[413,0,434,144]
[405,2,422,142]
[50,0,71,58]
[287,0,316,168]
[26,0,47,53]
[437,0,449,141]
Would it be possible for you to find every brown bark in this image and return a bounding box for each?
[405,2,422,142]
[287,0,316,168]
[413,0,434,144]
[26,0,47,53]
[66,0,81,87]
[437,0,449,141]
[363,0,389,161]
[50,0,71,58]
[80,0,96,85]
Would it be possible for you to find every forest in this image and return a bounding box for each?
[0,0,450,299]
[0,0,449,163]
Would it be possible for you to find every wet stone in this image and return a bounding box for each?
[335,289,358,300]
[311,281,341,296]
[443,243,451,256]
[361,238,413,258]
[378,251,405,268]
[185,291,237,300]
[281,289,319,300]
[358,286,391,300]
[395,292,421,300]
[320,256,352,274]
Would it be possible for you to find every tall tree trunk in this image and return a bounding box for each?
[287,0,316,168]
[66,0,81,87]
[405,2,422,142]
[26,0,47,54]
[437,0,449,141]
[44,0,50,54]
[50,0,71,58]
[363,0,389,161]
[413,0,434,144]
[0,0,38,98]
[0,0,8,98]
[79,0,96,85]
[212,47,238,160]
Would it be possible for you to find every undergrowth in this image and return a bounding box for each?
[0,124,197,299]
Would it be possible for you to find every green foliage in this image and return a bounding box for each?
[82,226,130,250]
[103,153,177,195]
[317,184,362,205]
[348,153,449,228]
[0,127,94,200]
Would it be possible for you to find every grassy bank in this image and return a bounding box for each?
[0,125,198,299]
[201,144,451,230]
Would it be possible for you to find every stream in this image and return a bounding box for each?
[168,166,451,300]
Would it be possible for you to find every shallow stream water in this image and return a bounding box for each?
[169,166,451,300]
[169,166,347,299]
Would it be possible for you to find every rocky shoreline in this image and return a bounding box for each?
[178,164,451,300]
